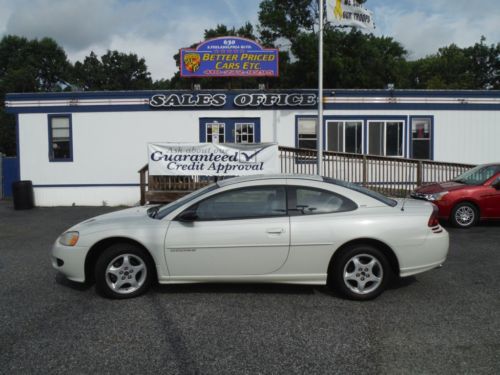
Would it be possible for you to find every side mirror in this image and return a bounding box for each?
[493,179,500,190]
[176,209,198,222]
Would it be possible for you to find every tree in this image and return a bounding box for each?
[410,38,499,90]
[0,35,72,155]
[73,50,152,90]
[465,37,499,89]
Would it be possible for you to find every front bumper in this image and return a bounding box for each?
[51,241,89,283]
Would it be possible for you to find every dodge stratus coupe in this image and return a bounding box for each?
[52,175,449,300]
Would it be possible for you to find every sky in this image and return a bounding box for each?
[0,0,499,80]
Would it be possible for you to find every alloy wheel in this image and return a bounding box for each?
[343,254,383,295]
[455,206,475,227]
[105,254,147,295]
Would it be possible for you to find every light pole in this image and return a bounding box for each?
[317,0,324,176]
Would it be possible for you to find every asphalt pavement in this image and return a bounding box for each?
[0,200,499,374]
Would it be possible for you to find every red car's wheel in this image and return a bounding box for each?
[451,202,478,229]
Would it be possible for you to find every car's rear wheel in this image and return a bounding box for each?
[451,202,478,229]
[95,243,154,299]
[331,245,391,300]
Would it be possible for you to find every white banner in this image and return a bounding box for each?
[326,0,375,30]
[148,143,280,176]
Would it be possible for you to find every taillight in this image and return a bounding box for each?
[428,204,440,227]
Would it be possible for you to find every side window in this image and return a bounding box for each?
[411,118,432,160]
[49,115,72,161]
[235,123,254,143]
[297,117,317,149]
[368,120,404,157]
[189,186,286,220]
[326,120,363,154]
[206,121,225,144]
[288,186,357,216]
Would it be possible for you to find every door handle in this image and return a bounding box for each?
[266,228,285,234]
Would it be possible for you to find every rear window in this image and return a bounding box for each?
[323,178,398,207]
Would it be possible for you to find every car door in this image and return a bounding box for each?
[164,184,289,276]
[287,184,358,266]
[482,174,500,218]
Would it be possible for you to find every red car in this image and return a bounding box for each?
[412,163,500,228]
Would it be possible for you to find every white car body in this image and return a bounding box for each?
[52,175,448,290]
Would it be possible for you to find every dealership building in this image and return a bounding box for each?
[5,89,500,206]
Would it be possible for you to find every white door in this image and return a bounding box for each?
[165,185,289,276]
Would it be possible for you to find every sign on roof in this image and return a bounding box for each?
[180,37,279,78]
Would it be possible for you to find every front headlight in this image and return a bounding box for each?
[59,231,79,246]
[426,191,448,201]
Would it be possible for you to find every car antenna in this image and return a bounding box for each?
[401,194,409,211]
[401,164,414,211]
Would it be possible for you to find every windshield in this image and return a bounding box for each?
[453,165,500,185]
[323,178,398,207]
[152,183,219,220]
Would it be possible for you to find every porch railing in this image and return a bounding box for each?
[139,146,474,204]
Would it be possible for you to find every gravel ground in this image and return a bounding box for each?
[0,200,499,375]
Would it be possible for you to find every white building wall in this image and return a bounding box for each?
[19,109,316,206]
[432,111,500,164]
[18,107,500,206]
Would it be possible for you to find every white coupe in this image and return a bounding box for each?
[52,175,449,300]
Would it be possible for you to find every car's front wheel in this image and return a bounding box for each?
[95,243,154,299]
[331,245,391,300]
[451,202,478,229]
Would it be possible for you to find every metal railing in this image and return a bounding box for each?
[139,146,474,204]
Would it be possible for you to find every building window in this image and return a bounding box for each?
[206,121,225,144]
[200,118,260,143]
[326,121,363,154]
[368,121,404,157]
[49,115,72,161]
[235,123,254,144]
[297,118,317,149]
[411,118,432,159]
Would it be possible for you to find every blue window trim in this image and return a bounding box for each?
[48,114,73,162]
[295,115,410,158]
[409,116,434,160]
[199,117,261,143]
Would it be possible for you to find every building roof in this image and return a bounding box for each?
[5,89,500,114]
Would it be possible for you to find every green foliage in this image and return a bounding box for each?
[283,29,409,89]
[258,0,316,45]
[0,35,72,155]
[72,50,152,90]
[410,37,500,89]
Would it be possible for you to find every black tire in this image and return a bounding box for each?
[450,202,478,229]
[330,244,391,301]
[94,243,154,299]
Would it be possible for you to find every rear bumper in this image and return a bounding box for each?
[399,229,449,278]
[51,241,89,283]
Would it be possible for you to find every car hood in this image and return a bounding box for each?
[69,206,155,232]
[414,181,465,194]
